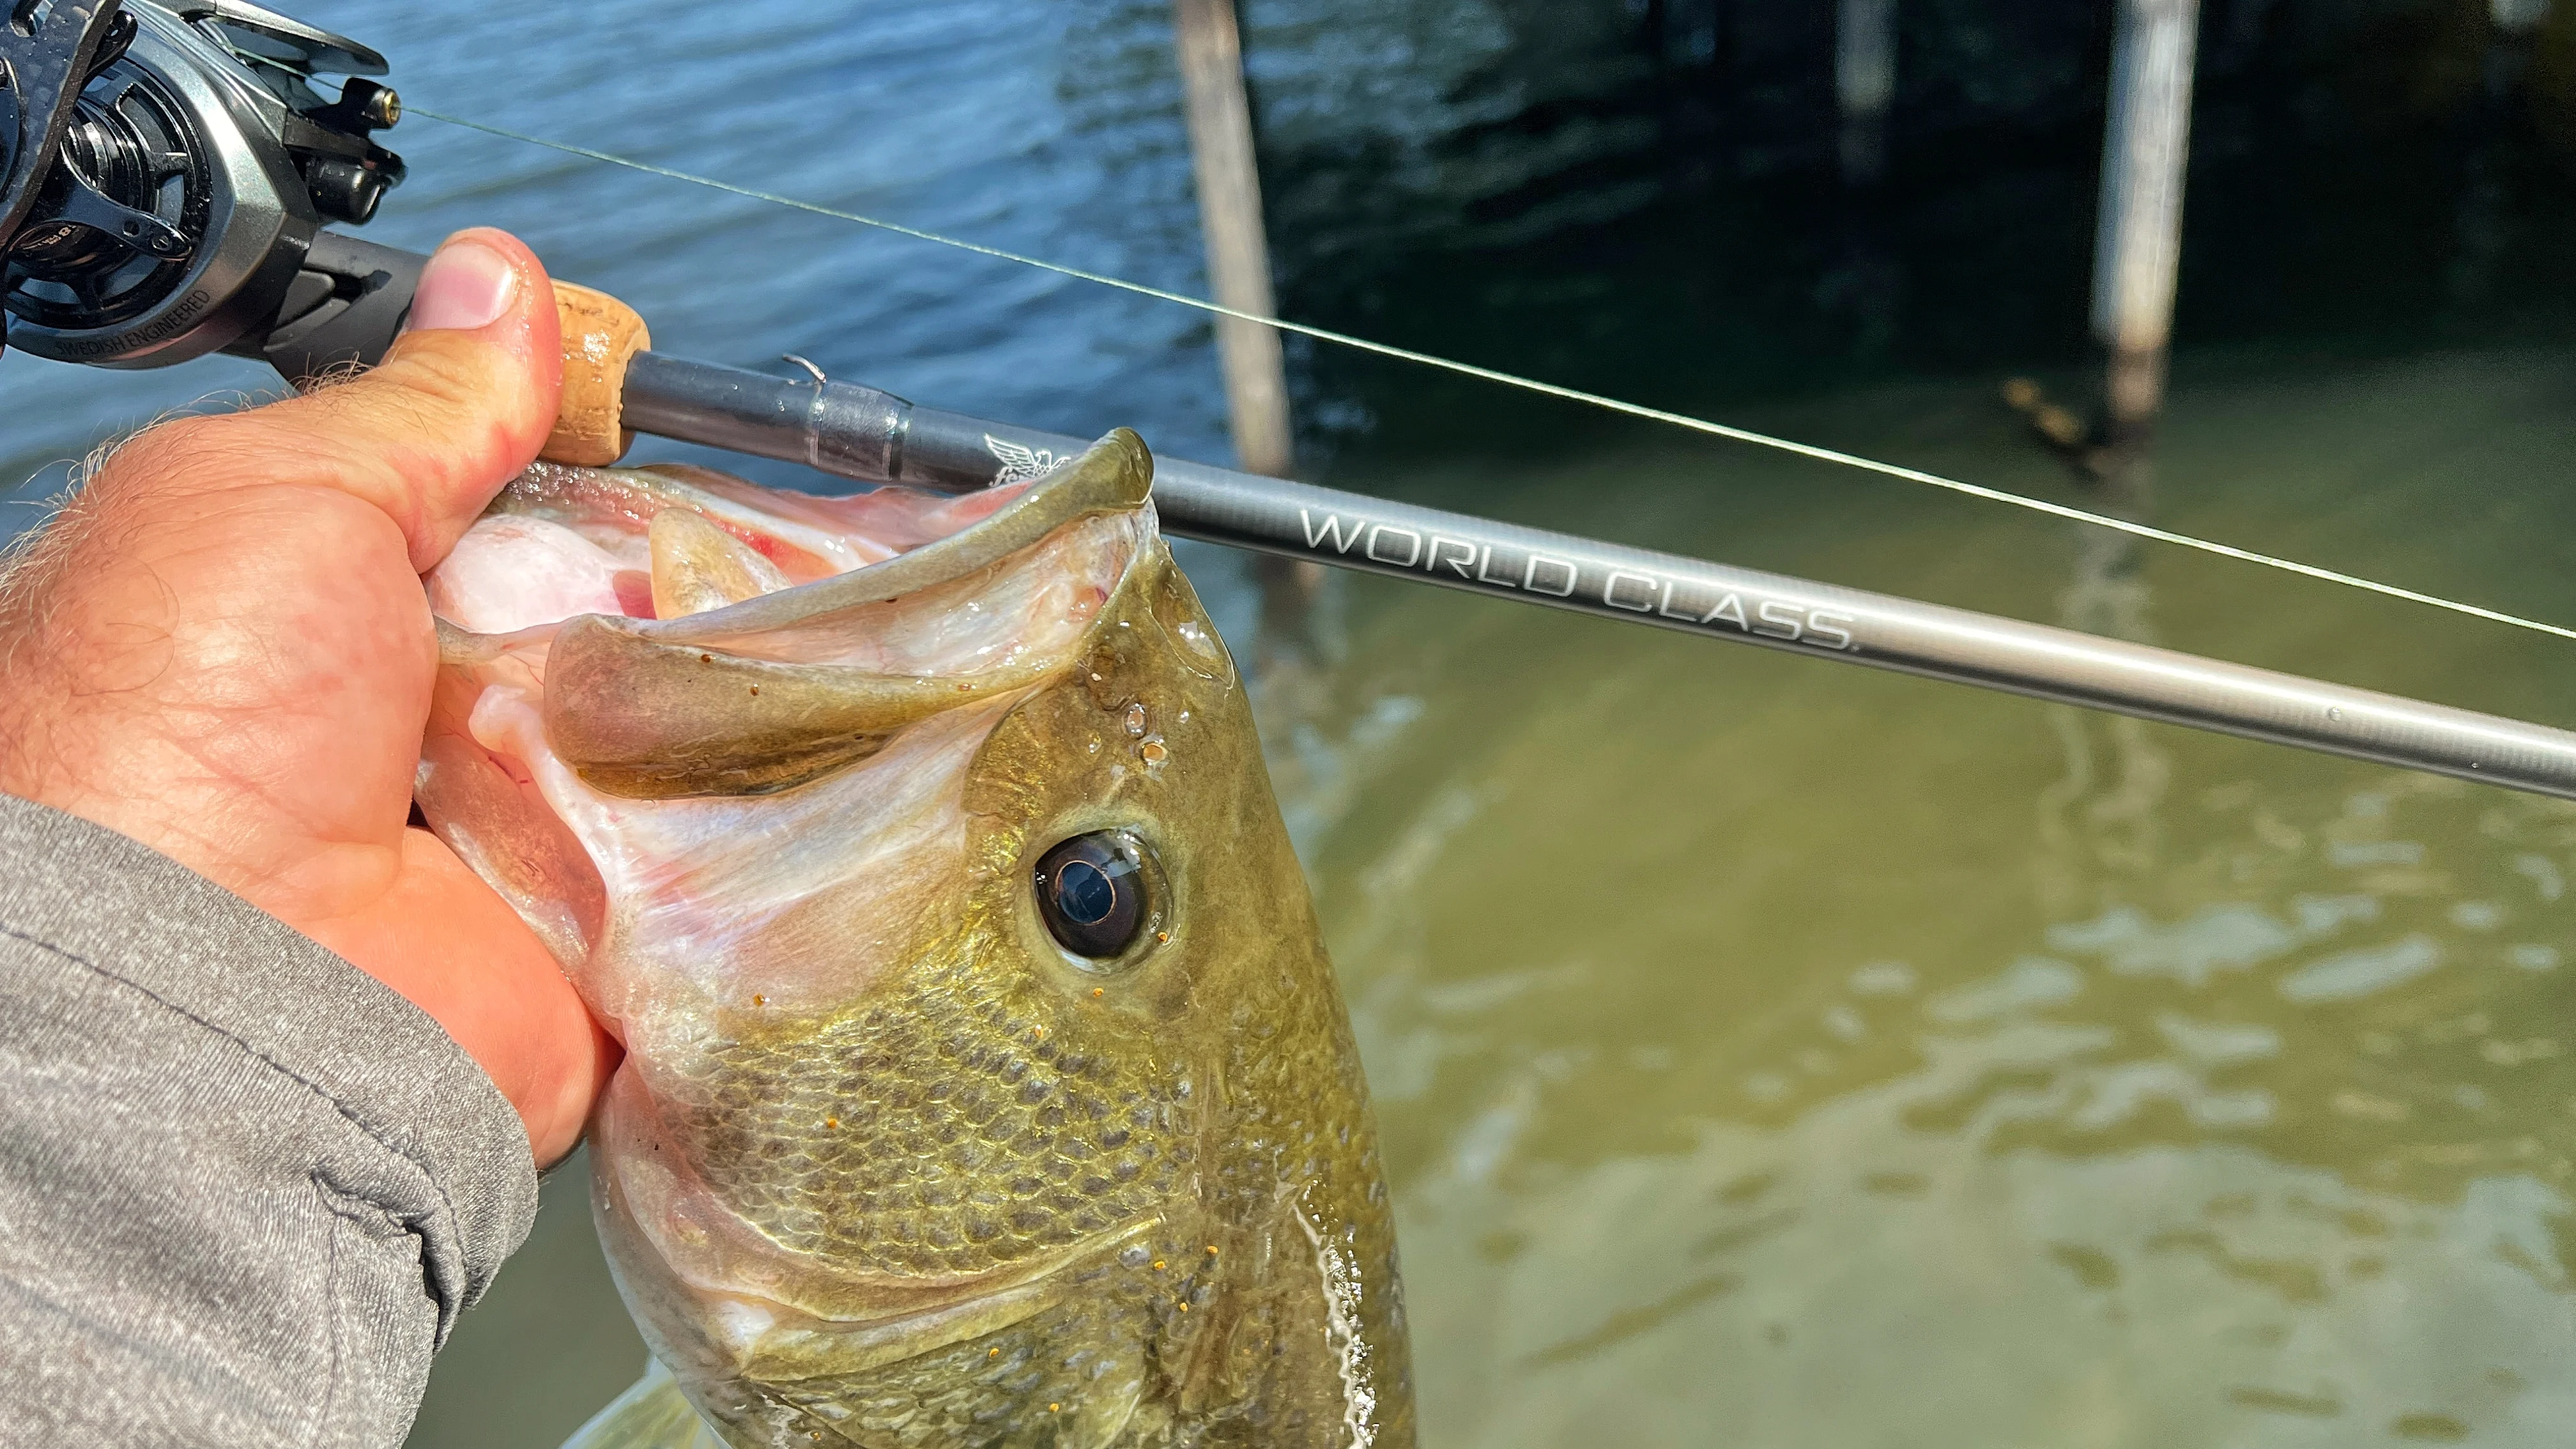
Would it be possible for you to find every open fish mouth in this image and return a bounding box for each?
[439,427,1154,640]
[433,429,1156,799]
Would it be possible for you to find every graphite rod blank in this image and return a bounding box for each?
[618,351,2576,802]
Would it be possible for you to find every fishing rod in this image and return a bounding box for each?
[632,352,2576,801]
[9,1,2576,802]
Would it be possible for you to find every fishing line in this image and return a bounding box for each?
[415,107,2576,647]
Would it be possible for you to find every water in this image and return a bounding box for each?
[4,1,2575,1445]
[1314,355,2576,1445]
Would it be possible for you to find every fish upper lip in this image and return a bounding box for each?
[627,428,1155,647]
[433,429,1154,663]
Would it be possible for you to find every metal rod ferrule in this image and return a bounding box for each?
[624,351,913,482]
[617,352,2576,802]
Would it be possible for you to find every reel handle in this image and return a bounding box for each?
[251,234,648,468]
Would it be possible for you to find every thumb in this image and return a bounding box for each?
[208,227,564,571]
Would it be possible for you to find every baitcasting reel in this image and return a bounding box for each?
[0,0,424,378]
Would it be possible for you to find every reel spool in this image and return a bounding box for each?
[1,0,404,370]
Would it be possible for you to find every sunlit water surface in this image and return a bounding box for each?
[3,2,2572,1446]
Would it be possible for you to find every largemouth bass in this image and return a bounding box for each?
[416,433,1412,1449]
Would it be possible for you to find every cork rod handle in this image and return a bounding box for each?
[542,281,650,468]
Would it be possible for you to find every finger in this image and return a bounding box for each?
[111,229,565,572]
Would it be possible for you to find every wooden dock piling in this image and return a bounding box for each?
[2485,0,2552,99]
[1836,0,1897,184]
[2492,0,2552,36]
[1171,0,1295,482]
[1170,0,1326,671]
[2091,0,2200,448]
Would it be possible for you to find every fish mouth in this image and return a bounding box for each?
[627,427,1154,647]
[434,427,1154,663]
[431,429,1157,799]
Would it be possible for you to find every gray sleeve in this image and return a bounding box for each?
[0,792,541,1448]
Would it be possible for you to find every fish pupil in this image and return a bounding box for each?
[1034,831,1154,959]
[1057,860,1117,923]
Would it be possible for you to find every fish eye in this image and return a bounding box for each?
[1034,831,1153,960]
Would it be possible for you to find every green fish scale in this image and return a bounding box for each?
[671,954,1193,1278]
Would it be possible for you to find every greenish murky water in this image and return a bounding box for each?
[1292,346,2576,1446]
[4,0,2572,1445]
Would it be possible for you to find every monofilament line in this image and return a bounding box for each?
[416,108,2576,647]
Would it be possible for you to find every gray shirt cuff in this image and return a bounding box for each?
[0,792,540,1446]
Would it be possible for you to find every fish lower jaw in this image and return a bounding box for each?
[680,1215,1167,1384]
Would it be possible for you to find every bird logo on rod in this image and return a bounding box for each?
[986,435,1063,486]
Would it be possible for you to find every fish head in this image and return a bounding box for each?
[419,433,1411,1448]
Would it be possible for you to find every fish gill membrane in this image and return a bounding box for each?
[416,432,1414,1448]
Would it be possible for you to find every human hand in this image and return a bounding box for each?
[0,229,617,1165]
